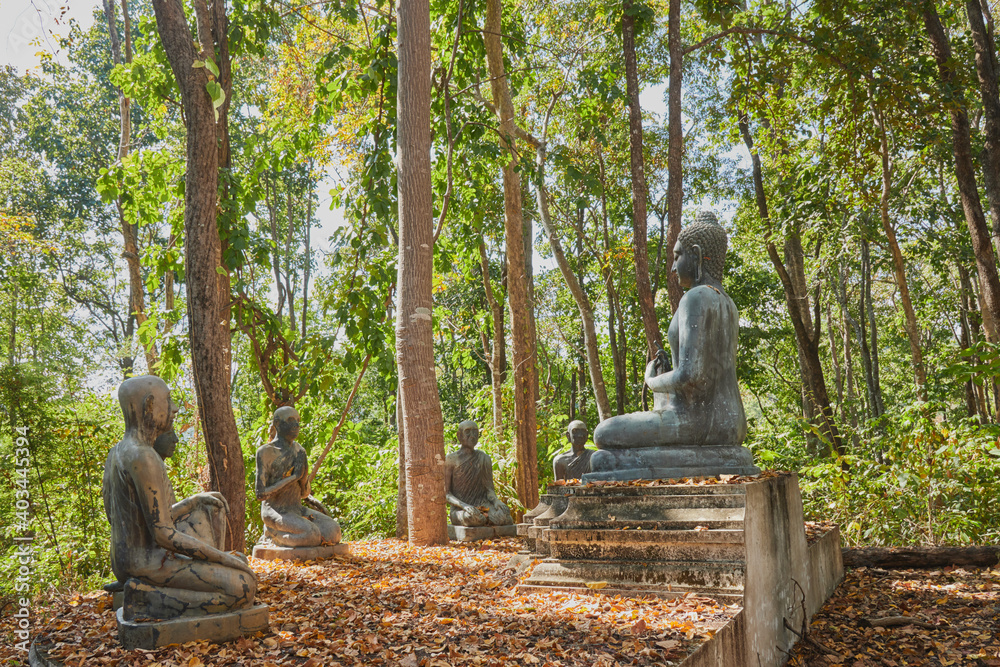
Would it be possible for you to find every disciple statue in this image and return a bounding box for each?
[444,420,513,527]
[102,376,257,620]
[552,420,593,480]
[588,211,759,481]
[255,407,342,548]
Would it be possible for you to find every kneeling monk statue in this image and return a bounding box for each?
[103,376,257,621]
[588,211,760,481]
[445,420,513,527]
[255,406,342,548]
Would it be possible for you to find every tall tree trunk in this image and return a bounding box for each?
[535,152,611,421]
[484,0,539,512]
[622,0,661,357]
[784,228,819,438]
[151,0,245,550]
[301,193,312,340]
[837,261,877,420]
[596,141,627,414]
[664,0,684,314]
[861,237,885,420]
[923,2,1000,342]
[105,0,158,375]
[967,0,1000,261]
[958,264,980,418]
[738,112,844,456]
[871,101,927,398]
[827,302,844,418]
[396,0,448,546]
[479,243,507,445]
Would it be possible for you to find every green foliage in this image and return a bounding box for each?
[0,366,118,597]
[789,405,1000,547]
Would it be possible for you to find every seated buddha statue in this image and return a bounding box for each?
[444,420,513,527]
[588,211,759,481]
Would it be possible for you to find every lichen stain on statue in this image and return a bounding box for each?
[445,420,513,529]
[552,420,594,481]
[102,375,261,632]
[252,406,344,560]
[587,211,760,482]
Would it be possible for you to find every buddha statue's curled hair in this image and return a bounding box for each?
[677,210,728,281]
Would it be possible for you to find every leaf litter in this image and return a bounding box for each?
[788,565,1000,666]
[1,538,736,666]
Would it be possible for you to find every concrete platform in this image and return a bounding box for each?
[251,543,349,561]
[116,604,269,649]
[448,524,517,541]
[518,474,844,667]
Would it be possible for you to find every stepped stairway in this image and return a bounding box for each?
[517,483,748,601]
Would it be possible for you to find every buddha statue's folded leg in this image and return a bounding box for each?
[593,410,682,450]
[126,555,257,620]
[261,502,322,547]
[302,507,342,545]
[486,501,513,526]
[450,505,488,527]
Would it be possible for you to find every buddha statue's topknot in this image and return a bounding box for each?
[677,210,728,281]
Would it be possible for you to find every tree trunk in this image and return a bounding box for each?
[837,261,880,421]
[484,0,539,512]
[843,546,1000,569]
[967,0,1000,261]
[105,0,158,375]
[871,101,927,398]
[535,152,611,422]
[396,0,448,546]
[738,112,844,456]
[923,2,1000,342]
[622,0,662,357]
[151,0,245,551]
[596,142,627,414]
[785,228,820,442]
[861,237,885,420]
[958,265,980,418]
[479,243,507,445]
[664,0,683,314]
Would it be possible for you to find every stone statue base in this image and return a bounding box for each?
[251,543,349,561]
[103,581,124,611]
[448,524,517,542]
[116,604,269,649]
[583,445,760,482]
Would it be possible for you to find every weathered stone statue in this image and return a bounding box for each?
[445,420,514,535]
[253,406,344,560]
[102,375,266,648]
[552,420,593,480]
[588,211,759,481]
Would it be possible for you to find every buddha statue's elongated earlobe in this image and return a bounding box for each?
[693,243,703,282]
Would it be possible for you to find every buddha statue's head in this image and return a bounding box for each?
[457,420,480,450]
[119,375,178,446]
[675,210,728,287]
[272,406,301,443]
[566,420,588,450]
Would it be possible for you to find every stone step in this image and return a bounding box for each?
[557,483,746,497]
[560,493,745,515]
[522,558,745,596]
[547,528,745,562]
[551,518,745,531]
[549,496,745,531]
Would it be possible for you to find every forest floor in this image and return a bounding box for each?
[2,538,998,666]
[1,538,734,666]
[787,564,1000,666]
